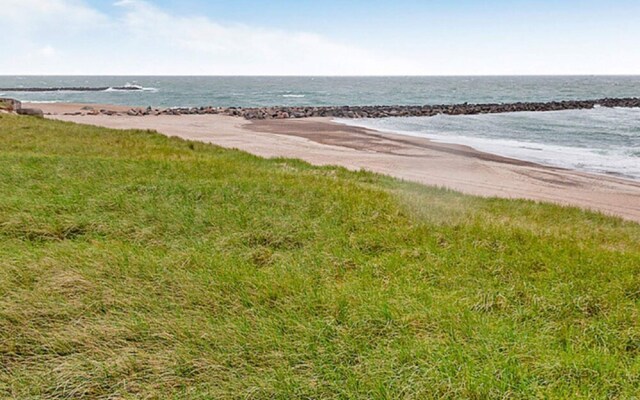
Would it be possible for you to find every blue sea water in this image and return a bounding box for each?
[2,75,640,108]
[337,107,640,180]
[1,76,639,179]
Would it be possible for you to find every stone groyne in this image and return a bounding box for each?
[4,96,639,119]
[120,97,640,119]
[0,86,143,92]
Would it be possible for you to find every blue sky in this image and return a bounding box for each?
[1,0,639,75]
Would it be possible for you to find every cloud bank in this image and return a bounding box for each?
[0,0,417,75]
[1,0,638,75]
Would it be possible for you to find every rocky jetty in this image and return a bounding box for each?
[0,86,143,92]
[112,97,640,119]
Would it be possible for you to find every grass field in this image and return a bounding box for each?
[1,114,639,399]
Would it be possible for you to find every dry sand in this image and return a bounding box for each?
[32,102,640,223]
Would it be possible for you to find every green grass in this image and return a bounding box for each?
[1,114,639,399]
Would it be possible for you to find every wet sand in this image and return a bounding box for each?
[32,102,640,223]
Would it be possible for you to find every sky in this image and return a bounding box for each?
[1,0,639,75]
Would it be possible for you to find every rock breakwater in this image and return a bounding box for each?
[0,86,144,92]
[109,97,640,119]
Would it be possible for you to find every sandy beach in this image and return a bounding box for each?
[32,102,640,223]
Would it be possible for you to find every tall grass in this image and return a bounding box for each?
[1,114,639,399]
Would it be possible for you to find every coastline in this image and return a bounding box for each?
[31,102,640,223]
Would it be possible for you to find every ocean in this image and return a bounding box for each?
[337,107,640,180]
[3,76,640,108]
[1,75,639,179]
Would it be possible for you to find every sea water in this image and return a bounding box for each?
[1,75,639,179]
[337,107,640,180]
[2,75,640,108]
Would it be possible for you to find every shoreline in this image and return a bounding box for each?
[30,102,640,223]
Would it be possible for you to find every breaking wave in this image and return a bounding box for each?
[336,107,640,180]
[104,84,158,92]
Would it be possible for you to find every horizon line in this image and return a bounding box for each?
[2,74,640,78]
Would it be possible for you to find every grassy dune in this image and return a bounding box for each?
[1,114,639,399]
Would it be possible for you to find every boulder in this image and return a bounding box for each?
[17,108,44,118]
[0,98,22,112]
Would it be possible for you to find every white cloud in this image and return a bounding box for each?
[0,0,418,75]
[0,0,108,30]
[39,46,57,57]
[111,0,416,75]
[2,0,636,75]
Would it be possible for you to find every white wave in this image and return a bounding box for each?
[282,94,305,98]
[335,108,640,180]
[105,84,158,93]
[425,132,640,179]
